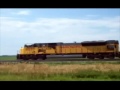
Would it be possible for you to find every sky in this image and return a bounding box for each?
[0,8,120,55]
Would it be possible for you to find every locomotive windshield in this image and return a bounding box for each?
[107,45,115,50]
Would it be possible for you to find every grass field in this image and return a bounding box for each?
[0,56,16,60]
[0,63,120,81]
[0,56,120,81]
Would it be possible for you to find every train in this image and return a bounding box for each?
[17,40,120,60]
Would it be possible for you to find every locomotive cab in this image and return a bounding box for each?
[106,40,119,58]
[107,44,115,50]
[106,40,119,52]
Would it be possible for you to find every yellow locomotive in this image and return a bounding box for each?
[17,40,120,60]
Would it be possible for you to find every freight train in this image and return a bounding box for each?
[17,40,120,60]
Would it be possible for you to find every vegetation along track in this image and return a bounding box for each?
[0,58,120,63]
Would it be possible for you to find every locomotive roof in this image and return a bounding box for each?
[81,40,119,46]
[24,40,119,47]
[81,40,119,44]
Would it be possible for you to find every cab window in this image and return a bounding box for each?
[107,45,114,50]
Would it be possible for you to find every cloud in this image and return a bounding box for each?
[0,16,120,55]
[12,10,30,15]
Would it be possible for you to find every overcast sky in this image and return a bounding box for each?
[0,8,120,55]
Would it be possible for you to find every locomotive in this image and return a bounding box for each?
[17,40,120,60]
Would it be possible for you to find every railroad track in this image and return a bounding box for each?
[0,58,120,63]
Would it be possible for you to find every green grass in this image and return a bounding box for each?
[0,70,120,81]
[37,61,120,65]
[0,56,120,81]
[0,63,120,81]
[0,56,16,60]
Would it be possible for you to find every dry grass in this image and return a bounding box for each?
[0,63,120,75]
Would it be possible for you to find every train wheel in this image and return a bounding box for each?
[29,55,32,60]
[42,55,46,60]
[33,57,37,60]
[99,55,104,59]
[26,55,29,60]
[82,54,86,58]
[90,57,95,59]
[109,56,115,59]
[87,54,95,59]
[23,55,29,61]
[108,54,115,59]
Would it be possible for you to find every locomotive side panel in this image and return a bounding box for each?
[45,48,56,54]
[17,40,120,60]
[82,45,107,53]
